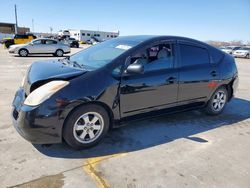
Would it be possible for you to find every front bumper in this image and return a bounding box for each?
[11,88,63,144]
[8,49,15,53]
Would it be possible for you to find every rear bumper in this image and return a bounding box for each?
[11,88,63,144]
[233,54,247,58]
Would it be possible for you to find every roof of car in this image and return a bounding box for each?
[116,35,213,48]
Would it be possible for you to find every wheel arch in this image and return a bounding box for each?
[19,48,29,54]
[62,101,114,136]
[214,82,233,102]
[55,48,64,53]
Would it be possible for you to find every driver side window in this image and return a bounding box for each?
[130,43,174,72]
[32,40,42,45]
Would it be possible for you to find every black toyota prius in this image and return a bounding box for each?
[12,35,238,149]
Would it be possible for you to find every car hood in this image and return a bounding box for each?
[9,44,27,49]
[24,60,87,94]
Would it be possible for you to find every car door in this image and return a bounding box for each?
[119,41,178,118]
[177,41,219,104]
[44,40,57,53]
[27,39,44,53]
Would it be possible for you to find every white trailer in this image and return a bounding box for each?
[67,29,119,42]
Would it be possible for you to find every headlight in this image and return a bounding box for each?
[21,77,25,87]
[24,80,69,106]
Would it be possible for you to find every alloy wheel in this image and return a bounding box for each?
[20,49,28,57]
[212,90,227,111]
[73,112,104,144]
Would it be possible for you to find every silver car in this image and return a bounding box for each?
[8,38,71,57]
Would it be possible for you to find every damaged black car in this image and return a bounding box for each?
[12,36,238,149]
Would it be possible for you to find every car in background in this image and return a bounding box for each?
[8,38,70,57]
[233,47,250,58]
[3,34,37,48]
[220,46,241,54]
[68,37,79,48]
[86,37,101,45]
[11,35,238,149]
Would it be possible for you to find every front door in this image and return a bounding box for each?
[120,41,178,118]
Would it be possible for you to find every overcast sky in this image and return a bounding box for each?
[1,0,250,41]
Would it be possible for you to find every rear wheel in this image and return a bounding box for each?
[63,104,110,149]
[205,87,228,115]
[18,49,28,57]
[55,49,64,57]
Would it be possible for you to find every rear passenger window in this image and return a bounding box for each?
[179,44,209,66]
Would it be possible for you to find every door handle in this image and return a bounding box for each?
[210,70,217,77]
[166,77,176,84]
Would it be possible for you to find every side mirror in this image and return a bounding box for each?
[125,63,144,74]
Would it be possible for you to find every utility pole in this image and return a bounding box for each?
[49,27,53,34]
[14,4,18,34]
[32,19,34,32]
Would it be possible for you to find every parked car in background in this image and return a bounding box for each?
[3,34,36,48]
[68,37,79,48]
[220,46,241,54]
[8,38,70,57]
[233,47,250,58]
[12,35,238,149]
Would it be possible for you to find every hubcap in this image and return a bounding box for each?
[20,50,27,56]
[57,50,63,56]
[73,112,104,144]
[212,90,226,111]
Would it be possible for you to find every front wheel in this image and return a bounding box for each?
[55,49,64,57]
[19,49,28,57]
[205,87,228,115]
[246,54,249,59]
[63,104,110,149]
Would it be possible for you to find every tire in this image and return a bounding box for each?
[205,87,228,115]
[63,104,110,149]
[246,54,249,59]
[18,49,28,57]
[55,49,64,57]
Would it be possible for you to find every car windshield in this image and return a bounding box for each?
[69,38,142,70]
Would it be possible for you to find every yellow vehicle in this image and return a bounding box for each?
[3,34,36,48]
[14,34,36,44]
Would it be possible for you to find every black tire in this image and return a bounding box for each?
[205,86,228,115]
[246,54,249,59]
[18,49,28,57]
[55,49,64,57]
[63,104,110,149]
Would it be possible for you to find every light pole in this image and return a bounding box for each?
[32,19,34,32]
[14,4,18,34]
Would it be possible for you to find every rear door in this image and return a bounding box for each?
[44,40,58,53]
[177,41,219,104]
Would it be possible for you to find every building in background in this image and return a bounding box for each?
[0,22,30,40]
[58,29,119,42]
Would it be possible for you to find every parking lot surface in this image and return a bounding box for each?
[0,45,250,188]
